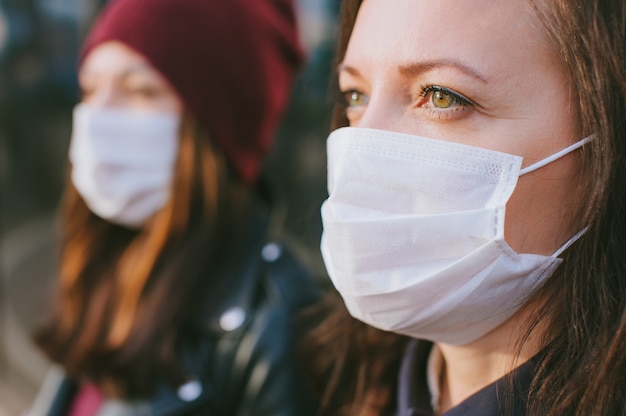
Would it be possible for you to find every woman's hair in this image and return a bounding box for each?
[519,1,625,414]
[306,0,626,414]
[35,113,250,398]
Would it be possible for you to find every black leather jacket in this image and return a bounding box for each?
[29,210,320,416]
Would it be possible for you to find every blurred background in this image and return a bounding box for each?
[0,0,339,414]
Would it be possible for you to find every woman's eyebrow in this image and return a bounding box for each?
[120,64,155,79]
[80,63,154,82]
[338,59,489,84]
[398,59,489,83]
[337,63,362,77]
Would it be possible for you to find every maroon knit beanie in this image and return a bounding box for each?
[81,0,304,184]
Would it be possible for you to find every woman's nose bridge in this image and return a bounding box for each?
[88,81,122,108]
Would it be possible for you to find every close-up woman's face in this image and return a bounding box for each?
[339,0,585,255]
[79,41,183,114]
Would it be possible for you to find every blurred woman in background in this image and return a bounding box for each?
[29,0,319,414]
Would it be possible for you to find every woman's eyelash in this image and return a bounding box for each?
[419,84,474,107]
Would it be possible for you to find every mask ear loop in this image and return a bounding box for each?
[527,135,594,258]
[552,226,588,258]
[519,135,593,176]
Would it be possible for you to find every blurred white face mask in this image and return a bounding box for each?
[69,104,180,228]
[320,127,589,345]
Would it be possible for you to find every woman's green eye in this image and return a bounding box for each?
[344,90,369,107]
[432,90,454,108]
[131,87,159,98]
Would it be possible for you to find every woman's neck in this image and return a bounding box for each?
[436,308,545,413]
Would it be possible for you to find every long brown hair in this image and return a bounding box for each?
[307,0,626,414]
[35,113,249,398]
[520,0,626,414]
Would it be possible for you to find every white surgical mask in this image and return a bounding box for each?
[69,104,180,228]
[320,127,590,345]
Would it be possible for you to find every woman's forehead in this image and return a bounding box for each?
[80,42,156,79]
[344,0,552,81]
